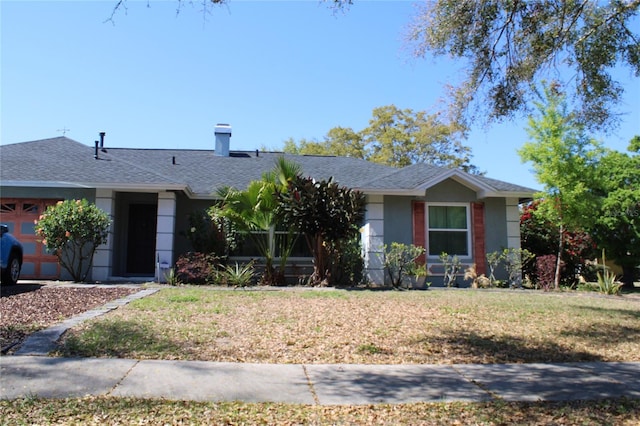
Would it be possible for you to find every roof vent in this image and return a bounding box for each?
[214,123,231,157]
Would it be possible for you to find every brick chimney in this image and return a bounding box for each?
[214,124,232,157]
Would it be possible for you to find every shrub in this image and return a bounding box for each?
[439,253,461,287]
[34,199,110,282]
[174,252,218,284]
[485,251,502,287]
[164,268,181,286]
[328,232,365,287]
[502,248,534,288]
[384,242,428,290]
[536,254,562,291]
[218,261,255,287]
[595,250,623,295]
[464,264,491,288]
[520,200,597,286]
[277,175,366,286]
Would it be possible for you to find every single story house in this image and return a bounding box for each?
[0,125,535,285]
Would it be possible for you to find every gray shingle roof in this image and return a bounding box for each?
[365,163,536,194]
[1,137,535,198]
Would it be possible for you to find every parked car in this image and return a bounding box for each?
[1,224,23,285]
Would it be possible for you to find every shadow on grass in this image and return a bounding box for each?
[1,283,44,297]
[57,319,184,359]
[408,331,603,364]
[560,323,640,345]
[574,304,640,320]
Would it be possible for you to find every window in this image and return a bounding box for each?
[427,204,470,257]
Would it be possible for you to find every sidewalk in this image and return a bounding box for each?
[2,356,639,404]
[2,285,639,405]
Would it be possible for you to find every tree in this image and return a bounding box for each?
[34,199,111,282]
[277,175,366,286]
[407,0,640,131]
[590,138,640,288]
[282,127,365,159]
[109,0,350,22]
[518,84,602,289]
[216,157,301,285]
[520,200,597,285]
[284,105,481,173]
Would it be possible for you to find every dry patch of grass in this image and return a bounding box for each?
[56,288,640,364]
[1,396,639,425]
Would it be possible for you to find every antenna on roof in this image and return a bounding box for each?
[57,126,70,136]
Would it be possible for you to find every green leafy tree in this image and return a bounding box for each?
[34,199,110,282]
[590,138,640,288]
[277,175,366,286]
[407,0,640,131]
[362,105,478,172]
[282,127,365,159]
[520,200,597,286]
[284,105,480,173]
[216,157,301,285]
[518,84,603,289]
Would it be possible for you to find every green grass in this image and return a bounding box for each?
[1,396,638,425]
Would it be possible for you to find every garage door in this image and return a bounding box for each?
[0,199,61,280]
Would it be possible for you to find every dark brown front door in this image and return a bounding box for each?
[126,204,157,274]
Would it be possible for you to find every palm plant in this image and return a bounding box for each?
[217,158,301,285]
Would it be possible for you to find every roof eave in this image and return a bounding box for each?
[359,188,426,196]
[477,190,535,200]
[1,180,188,192]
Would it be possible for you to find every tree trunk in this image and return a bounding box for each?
[554,223,564,290]
[309,233,330,286]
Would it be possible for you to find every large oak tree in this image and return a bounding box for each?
[407,0,640,131]
[283,105,481,173]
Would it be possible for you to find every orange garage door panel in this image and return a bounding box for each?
[0,199,61,280]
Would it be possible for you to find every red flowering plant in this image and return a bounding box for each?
[520,200,597,286]
[34,199,111,282]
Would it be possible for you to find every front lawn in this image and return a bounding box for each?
[2,396,640,425]
[55,288,640,364]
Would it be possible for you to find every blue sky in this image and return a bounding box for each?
[2,1,639,190]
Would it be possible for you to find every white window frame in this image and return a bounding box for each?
[425,202,472,259]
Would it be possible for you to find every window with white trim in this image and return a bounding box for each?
[427,204,470,257]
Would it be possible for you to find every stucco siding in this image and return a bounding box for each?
[424,179,477,202]
[484,198,508,254]
[174,195,219,258]
[383,195,413,246]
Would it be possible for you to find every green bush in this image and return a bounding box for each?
[218,261,255,287]
[384,243,428,289]
[34,199,110,282]
[439,253,461,287]
[595,250,623,295]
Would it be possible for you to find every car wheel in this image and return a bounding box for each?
[2,255,21,286]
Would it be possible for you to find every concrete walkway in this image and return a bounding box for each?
[2,356,639,404]
[2,285,639,404]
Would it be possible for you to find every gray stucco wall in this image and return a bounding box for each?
[424,179,477,203]
[483,198,508,254]
[174,195,219,258]
[384,179,481,247]
[382,179,514,287]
